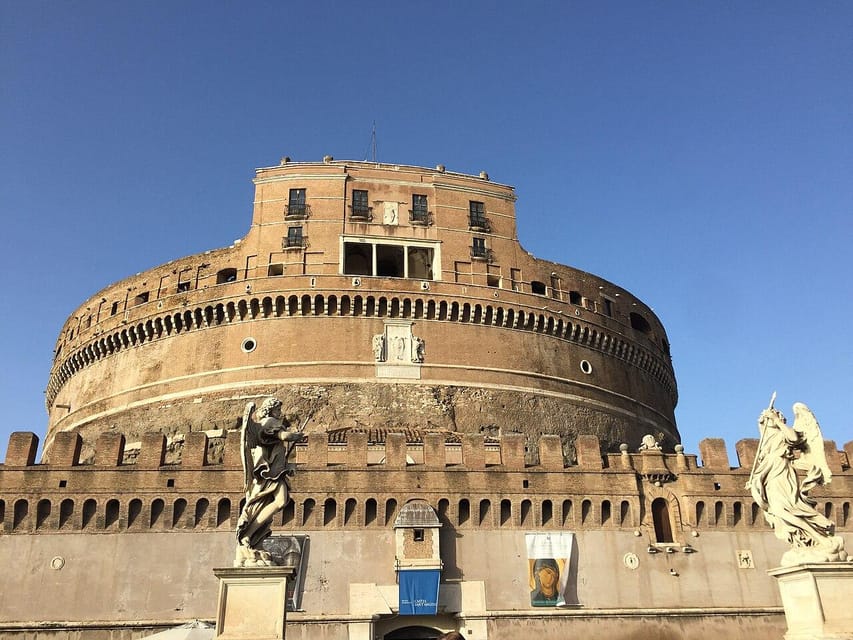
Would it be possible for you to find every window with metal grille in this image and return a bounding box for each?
[351,189,370,217]
[411,194,429,224]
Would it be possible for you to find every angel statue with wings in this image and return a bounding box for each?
[235,397,304,567]
[746,395,847,566]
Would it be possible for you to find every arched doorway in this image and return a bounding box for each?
[384,626,442,640]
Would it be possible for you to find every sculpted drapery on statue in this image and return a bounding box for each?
[746,396,848,566]
[235,397,303,567]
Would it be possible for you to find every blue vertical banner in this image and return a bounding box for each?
[398,569,440,615]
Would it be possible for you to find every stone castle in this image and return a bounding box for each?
[0,159,850,639]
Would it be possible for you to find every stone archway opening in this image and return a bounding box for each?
[384,626,442,640]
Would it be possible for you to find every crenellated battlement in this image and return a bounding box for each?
[2,431,850,537]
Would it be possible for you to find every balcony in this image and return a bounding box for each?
[470,246,493,262]
[348,205,373,222]
[409,209,433,226]
[282,235,308,250]
[284,203,311,220]
[468,216,491,232]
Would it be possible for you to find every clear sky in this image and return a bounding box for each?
[1,2,851,463]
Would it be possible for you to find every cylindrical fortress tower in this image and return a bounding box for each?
[46,160,678,462]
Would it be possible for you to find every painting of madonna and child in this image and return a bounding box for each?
[526,533,575,607]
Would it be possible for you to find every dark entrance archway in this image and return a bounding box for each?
[384,625,442,640]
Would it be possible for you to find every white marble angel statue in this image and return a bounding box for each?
[746,395,847,566]
[235,397,304,567]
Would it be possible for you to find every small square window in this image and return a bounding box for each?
[268,263,284,276]
[166,478,175,488]
[413,528,425,542]
[177,281,191,292]
[59,479,67,488]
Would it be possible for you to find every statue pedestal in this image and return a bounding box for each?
[768,562,853,640]
[213,566,295,639]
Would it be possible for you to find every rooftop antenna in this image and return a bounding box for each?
[363,121,377,162]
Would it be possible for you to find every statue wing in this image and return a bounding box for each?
[240,401,256,495]
[792,402,832,483]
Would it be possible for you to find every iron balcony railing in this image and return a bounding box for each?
[470,246,493,262]
[282,235,308,250]
[468,215,491,232]
[409,209,433,226]
[348,204,373,221]
[284,203,311,220]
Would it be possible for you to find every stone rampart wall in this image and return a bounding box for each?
[2,432,850,537]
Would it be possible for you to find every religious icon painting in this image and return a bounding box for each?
[526,532,574,607]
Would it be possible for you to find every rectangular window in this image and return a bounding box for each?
[177,281,191,292]
[133,292,149,306]
[351,189,370,218]
[285,226,304,248]
[287,188,306,218]
[411,194,429,224]
[603,298,613,317]
[469,201,487,229]
[413,528,425,542]
[111,301,120,316]
[342,238,438,280]
[471,237,487,259]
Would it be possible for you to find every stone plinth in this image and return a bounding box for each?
[213,566,296,639]
[768,562,853,640]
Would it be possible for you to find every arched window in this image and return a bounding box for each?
[479,499,491,526]
[630,312,652,335]
[652,498,674,543]
[385,498,398,526]
[620,501,631,526]
[344,498,357,525]
[581,499,591,525]
[601,500,611,525]
[105,499,120,529]
[217,498,231,528]
[733,501,742,526]
[14,499,29,530]
[458,499,470,526]
[128,499,142,528]
[500,499,512,526]
[150,498,164,528]
[562,499,573,526]
[59,499,74,529]
[324,498,337,526]
[195,498,209,527]
[541,500,553,526]
[216,268,238,284]
[365,498,377,526]
[172,498,187,528]
[302,499,315,526]
[437,498,449,524]
[82,499,97,529]
[714,501,724,526]
[695,500,705,526]
[520,499,532,526]
[36,499,51,529]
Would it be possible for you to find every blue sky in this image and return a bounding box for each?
[1,2,851,463]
